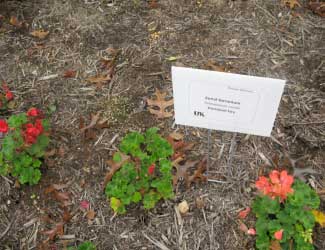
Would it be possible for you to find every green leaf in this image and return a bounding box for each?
[252,195,280,217]
[113,152,122,163]
[132,192,142,202]
[18,167,41,185]
[7,113,27,128]
[110,197,126,214]
[78,241,96,250]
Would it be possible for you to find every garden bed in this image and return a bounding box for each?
[0,0,324,249]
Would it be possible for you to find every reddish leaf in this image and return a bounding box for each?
[147,89,174,118]
[63,69,76,78]
[80,200,90,210]
[239,221,249,233]
[42,222,64,241]
[238,207,251,219]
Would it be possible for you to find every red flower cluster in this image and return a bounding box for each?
[20,108,44,144]
[148,163,155,175]
[23,119,43,144]
[0,119,9,133]
[27,107,41,117]
[255,170,294,202]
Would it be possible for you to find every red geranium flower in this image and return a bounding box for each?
[274,229,283,240]
[5,90,13,101]
[148,164,155,175]
[23,121,44,144]
[0,119,9,133]
[27,108,41,117]
[256,170,294,202]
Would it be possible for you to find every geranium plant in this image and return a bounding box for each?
[241,170,323,250]
[0,83,14,111]
[0,108,50,185]
[105,127,174,214]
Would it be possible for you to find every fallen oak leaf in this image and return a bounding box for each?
[30,30,49,39]
[172,157,198,188]
[41,222,64,241]
[147,89,174,119]
[103,152,130,189]
[270,240,281,250]
[86,74,111,84]
[188,158,207,185]
[80,112,101,133]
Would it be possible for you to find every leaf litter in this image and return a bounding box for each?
[147,89,174,118]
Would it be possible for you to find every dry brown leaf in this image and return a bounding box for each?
[195,197,205,209]
[45,149,56,157]
[168,132,184,141]
[42,222,64,241]
[149,0,159,8]
[206,61,226,72]
[80,112,101,132]
[62,209,72,223]
[30,30,49,39]
[103,153,130,188]
[172,158,198,188]
[63,69,76,78]
[44,185,70,207]
[86,209,96,220]
[308,2,325,17]
[167,136,195,160]
[86,72,112,88]
[147,89,174,118]
[188,158,208,185]
[270,240,281,250]
[282,0,301,9]
[9,16,22,28]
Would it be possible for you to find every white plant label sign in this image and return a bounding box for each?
[172,66,285,137]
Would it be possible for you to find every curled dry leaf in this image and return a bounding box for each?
[178,200,189,215]
[30,30,49,39]
[147,89,174,119]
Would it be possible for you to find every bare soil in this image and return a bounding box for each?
[0,0,324,249]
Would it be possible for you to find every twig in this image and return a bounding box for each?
[143,232,170,250]
[0,218,15,240]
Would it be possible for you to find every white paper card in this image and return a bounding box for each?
[172,66,285,137]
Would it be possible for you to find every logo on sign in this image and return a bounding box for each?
[194,111,205,117]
